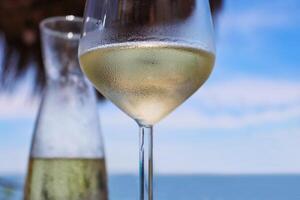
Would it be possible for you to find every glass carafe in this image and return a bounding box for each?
[24,16,108,200]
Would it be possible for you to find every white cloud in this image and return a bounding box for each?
[154,127,300,174]
[161,105,300,130]
[157,77,300,130]
[0,90,38,120]
[197,78,300,108]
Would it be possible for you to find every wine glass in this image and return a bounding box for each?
[78,0,215,199]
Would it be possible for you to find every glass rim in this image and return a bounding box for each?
[40,15,83,40]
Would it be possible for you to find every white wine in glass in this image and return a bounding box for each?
[80,42,214,125]
[79,0,216,199]
[25,159,107,200]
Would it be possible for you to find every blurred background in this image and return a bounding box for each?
[1,0,300,199]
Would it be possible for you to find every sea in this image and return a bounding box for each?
[1,174,300,200]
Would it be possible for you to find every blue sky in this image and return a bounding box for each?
[1,0,300,175]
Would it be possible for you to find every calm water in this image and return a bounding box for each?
[1,175,300,200]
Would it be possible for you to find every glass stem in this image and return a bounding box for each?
[139,125,153,200]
